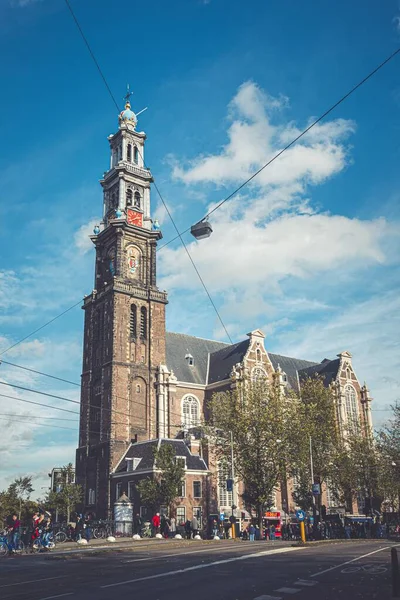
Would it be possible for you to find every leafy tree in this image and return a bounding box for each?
[376,403,400,512]
[287,377,340,510]
[8,476,34,519]
[207,374,300,528]
[137,444,186,514]
[56,463,82,522]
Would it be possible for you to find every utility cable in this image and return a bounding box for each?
[0,359,80,387]
[158,45,400,250]
[0,392,79,415]
[0,413,78,422]
[0,299,82,357]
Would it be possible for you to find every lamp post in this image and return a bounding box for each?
[230,431,237,538]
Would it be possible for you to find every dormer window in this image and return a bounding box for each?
[175,456,186,469]
[185,353,194,366]
[126,457,142,472]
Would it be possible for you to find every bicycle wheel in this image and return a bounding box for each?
[55,531,67,543]
[0,542,8,557]
[93,527,101,539]
[31,539,41,553]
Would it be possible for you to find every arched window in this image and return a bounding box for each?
[130,304,137,339]
[134,191,141,208]
[182,395,200,429]
[140,306,147,339]
[126,188,133,206]
[346,367,351,380]
[127,143,132,162]
[344,384,358,430]
[133,146,139,164]
[256,348,261,362]
[136,384,141,393]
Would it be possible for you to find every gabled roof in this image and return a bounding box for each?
[208,339,250,384]
[268,353,319,391]
[298,358,340,387]
[114,438,208,474]
[166,332,227,385]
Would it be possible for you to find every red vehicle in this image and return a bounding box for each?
[263,511,282,539]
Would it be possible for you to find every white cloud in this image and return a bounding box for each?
[173,81,354,189]
[74,218,101,254]
[10,0,45,7]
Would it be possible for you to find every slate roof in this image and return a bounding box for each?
[165,331,337,391]
[298,358,340,387]
[166,332,227,385]
[114,438,208,474]
[208,339,250,384]
[268,353,319,391]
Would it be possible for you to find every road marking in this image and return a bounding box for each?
[39,594,74,600]
[123,544,266,563]
[294,579,318,586]
[0,576,66,589]
[254,596,283,600]
[101,546,303,588]
[310,545,394,578]
[275,588,300,594]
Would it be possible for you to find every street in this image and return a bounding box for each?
[0,539,395,600]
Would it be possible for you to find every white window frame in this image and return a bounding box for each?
[88,488,96,505]
[179,480,186,498]
[175,455,187,469]
[176,506,186,524]
[181,394,200,430]
[116,482,122,500]
[344,384,359,430]
[128,481,135,500]
[217,461,233,509]
[251,366,267,382]
[193,480,202,498]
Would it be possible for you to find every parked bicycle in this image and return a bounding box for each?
[93,520,113,539]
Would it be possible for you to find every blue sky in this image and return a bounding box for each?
[0,0,399,495]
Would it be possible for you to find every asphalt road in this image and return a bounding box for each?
[0,539,396,600]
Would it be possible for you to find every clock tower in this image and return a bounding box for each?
[76,94,168,516]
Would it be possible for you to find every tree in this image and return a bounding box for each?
[56,464,82,522]
[207,374,300,528]
[376,403,400,512]
[8,476,34,519]
[137,444,186,514]
[287,377,341,511]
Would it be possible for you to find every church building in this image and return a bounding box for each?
[75,95,374,522]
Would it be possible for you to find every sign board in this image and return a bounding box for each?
[219,513,225,521]
[312,483,321,495]
[264,511,280,518]
[296,509,305,521]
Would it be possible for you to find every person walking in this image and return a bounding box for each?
[152,512,161,536]
[248,523,255,541]
[170,516,176,538]
[84,513,92,542]
[185,519,192,539]
[191,515,199,538]
[133,513,143,536]
[270,524,276,541]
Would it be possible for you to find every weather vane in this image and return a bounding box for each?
[124,84,134,105]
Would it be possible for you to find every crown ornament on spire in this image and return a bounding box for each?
[118,84,148,129]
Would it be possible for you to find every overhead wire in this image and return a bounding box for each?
[0,359,80,387]
[63,0,233,344]
[0,392,79,415]
[0,299,82,357]
[158,46,400,250]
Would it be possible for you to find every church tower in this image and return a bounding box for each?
[75,94,168,517]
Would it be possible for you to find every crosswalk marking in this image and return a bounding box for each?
[275,587,301,594]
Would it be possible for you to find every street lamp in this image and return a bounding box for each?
[190,220,213,240]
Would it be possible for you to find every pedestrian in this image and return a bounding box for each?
[133,513,143,536]
[75,512,83,541]
[248,523,255,541]
[84,513,92,542]
[191,515,199,538]
[8,514,21,552]
[344,523,351,540]
[170,516,176,538]
[270,524,276,541]
[185,519,192,539]
[152,512,161,536]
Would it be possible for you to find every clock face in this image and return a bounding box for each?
[127,209,143,227]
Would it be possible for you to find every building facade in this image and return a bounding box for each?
[76,97,373,520]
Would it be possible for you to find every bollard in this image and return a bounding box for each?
[392,547,400,598]
[299,521,306,543]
